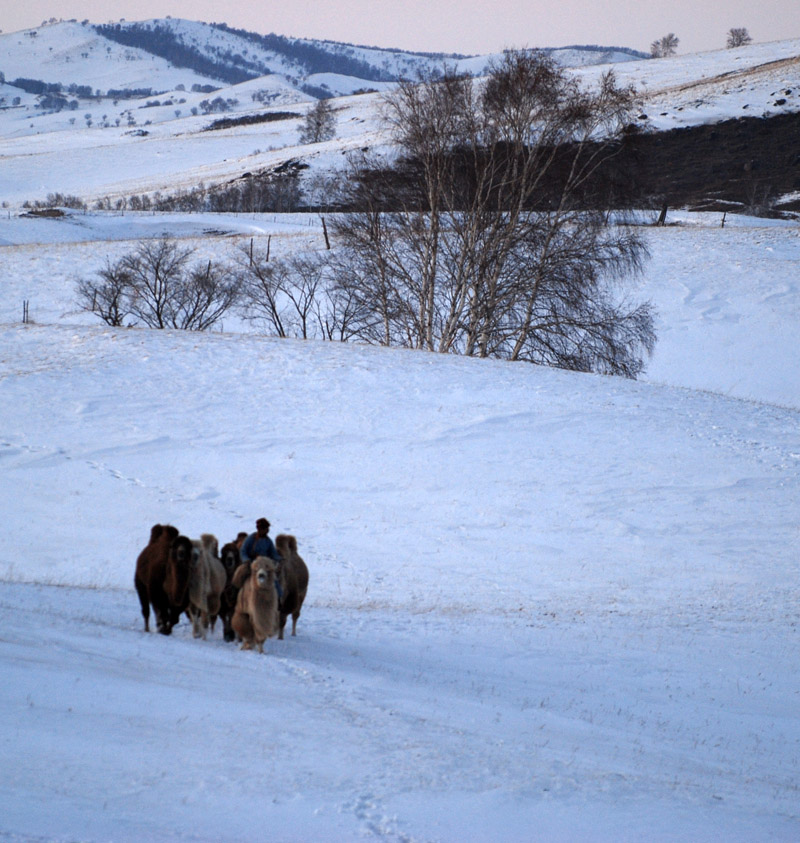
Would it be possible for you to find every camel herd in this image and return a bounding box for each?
[134,524,309,653]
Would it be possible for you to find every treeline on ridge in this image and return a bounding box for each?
[209,23,400,82]
[95,23,257,85]
[93,21,406,88]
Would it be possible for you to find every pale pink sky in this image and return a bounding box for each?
[1,0,798,56]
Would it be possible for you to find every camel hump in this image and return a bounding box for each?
[200,533,219,555]
[276,534,297,555]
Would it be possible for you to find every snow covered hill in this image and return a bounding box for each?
[0,20,222,93]
[0,17,643,112]
[574,38,800,130]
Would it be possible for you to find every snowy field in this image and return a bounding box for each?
[1,27,799,843]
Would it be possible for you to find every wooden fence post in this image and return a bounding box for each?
[321,216,331,250]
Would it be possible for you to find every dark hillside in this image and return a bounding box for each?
[339,112,800,214]
[623,111,800,211]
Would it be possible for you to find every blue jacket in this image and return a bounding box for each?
[240,532,281,564]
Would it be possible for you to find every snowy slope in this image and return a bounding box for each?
[0,88,384,205]
[1,209,798,409]
[575,38,800,130]
[0,300,798,840]
[0,21,223,93]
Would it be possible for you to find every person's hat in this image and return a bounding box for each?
[256,517,270,529]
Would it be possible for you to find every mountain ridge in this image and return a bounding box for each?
[0,17,647,101]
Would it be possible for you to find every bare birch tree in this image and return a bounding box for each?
[330,50,655,377]
[299,98,336,144]
[236,246,352,340]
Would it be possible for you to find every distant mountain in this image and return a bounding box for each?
[0,17,647,103]
[94,19,648,96]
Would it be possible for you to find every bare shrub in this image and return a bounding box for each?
[76,239,241,330]
[236,247,337,340]
[76,258,132,326]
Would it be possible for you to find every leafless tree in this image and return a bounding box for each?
[726,28,752,48]
[299,98,336,144]
[236,246,341,340]
[329,51,655,377]
[277,253,327,339]
[234,244,290,337]
[328,204,413,347]
[319,276,366,341]
[173,258,242,331]
[77,239,241,330]
[75,258,132,326]
[650,33,679,58]
[113,238,193,328]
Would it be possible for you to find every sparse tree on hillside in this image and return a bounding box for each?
[727,28,752,48]
[330,50,656,377]
[299,98,336,144]
[650,33,679,58]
